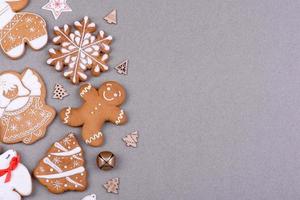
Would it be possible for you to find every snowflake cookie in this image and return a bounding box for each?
[47,16,113,84]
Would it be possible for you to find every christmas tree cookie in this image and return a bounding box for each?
[33,133,87,194]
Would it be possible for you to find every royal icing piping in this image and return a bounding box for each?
[115,110,124,125]
[85,132,103,144]
[80,84,91,97]
[50,147,81,157]
[37,157,84,187]
[54,142,82,160]
[63,107,71,123]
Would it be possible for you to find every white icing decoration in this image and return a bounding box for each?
[80,84,91,97]
[63,107,71,123]
[50,147,81,156]
[54,141,82,160]
[85,132,103,144]
[115,110,124,125]
[0,150,32,200]
[39,157,84,187]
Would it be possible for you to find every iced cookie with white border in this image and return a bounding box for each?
[0,0,48,59]
[34,133,88,194]
[82,194,96,200]
[60,81,128,147]
[0,68,56,144]
[0,149,32,199]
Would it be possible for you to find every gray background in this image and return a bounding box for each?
[0,0,300,199]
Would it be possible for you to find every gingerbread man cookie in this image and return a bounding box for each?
[0,149,32,200]
[0,68,56,144]
[0,0,48,59]
[60,81,127,147]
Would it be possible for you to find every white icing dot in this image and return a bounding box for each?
[80,173,84,176]
[64,184,67,187]
[50,168,53,172]
[70,157,73,160]
[48,155,51,157]
[107,87,111,91]
[114,93,118,97]
[46,179,49,182]
[64,166,67,168]
[75,185,78,188]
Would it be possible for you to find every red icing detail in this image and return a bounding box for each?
[0,155,20,183]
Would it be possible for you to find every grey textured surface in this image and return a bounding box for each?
[1,0,300,199]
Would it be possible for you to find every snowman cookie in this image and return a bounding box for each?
[0,68,56,144]
[0,0,48,59]
[0,149,32,200]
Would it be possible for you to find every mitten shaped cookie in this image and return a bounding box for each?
[60,81,127,147]
[0,0,48,59]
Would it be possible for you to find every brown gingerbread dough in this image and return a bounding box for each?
[7,0,29,12]
[60,81,127,147]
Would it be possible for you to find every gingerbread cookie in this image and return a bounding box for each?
[60,81,127,147]
[34,133,87,194]
[0,68,56,144]
[0,0,48,59]
[0,149,32,199]
[47,16,113,84]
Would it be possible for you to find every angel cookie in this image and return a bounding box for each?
[0,0,48,59]
[34,133,87,194]
[0,68,55,144]
[60,81,127,147]
[0,149,32,199]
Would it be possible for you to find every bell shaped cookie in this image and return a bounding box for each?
[0,68,56,144]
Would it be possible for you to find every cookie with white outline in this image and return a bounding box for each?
[33,133,87,194]
[0,68,56,144]
[0,149,32,200]
[60,81,127,147]
[0,0,48,59]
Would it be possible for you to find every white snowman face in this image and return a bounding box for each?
[0,150,17,169]
[0,73,30,107]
